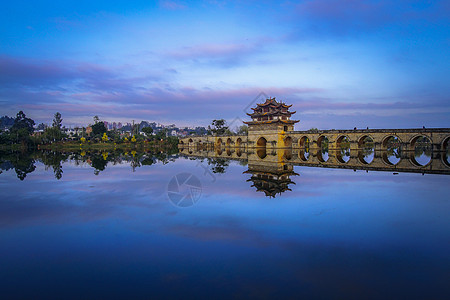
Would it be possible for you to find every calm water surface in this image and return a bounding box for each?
[0,151,449,299]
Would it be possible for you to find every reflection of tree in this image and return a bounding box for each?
[339,147,350,157]
[414,146,432,157]
[39,151,68,180]
[360,147,374,156]
[15,157,36,180]
[386,147,401,158]
[0,151,36,181]
[207,158,230,173]
[91,154,108,175]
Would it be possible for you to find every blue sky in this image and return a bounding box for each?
[1,0,449,129]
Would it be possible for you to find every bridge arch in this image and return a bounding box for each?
[299,149,309,161]
[409,134,432,147]
[441,136,450,151]
[226,138,233,147]
[226,148,232,156]
[216,138,223,147]
[236,137,242,147]
[298,136,310,148]
[256,137,267,148]
[257,148,267,159]
[439,136,450,168]
[336,135,351,163]
[382,135,402,149]
[317,135,329,148]
[317,149,329,163]
[408,135,432,167]
[283,149,292,160]
[358,149,374,164]
[336,135,350,148]
[358,135,374,148]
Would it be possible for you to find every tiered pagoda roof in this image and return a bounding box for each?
[244,97,299,125]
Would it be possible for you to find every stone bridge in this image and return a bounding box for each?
[179,128,450,152]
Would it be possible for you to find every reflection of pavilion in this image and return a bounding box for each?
[244,161,298,198]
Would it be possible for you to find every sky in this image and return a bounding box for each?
[0,0,449,130]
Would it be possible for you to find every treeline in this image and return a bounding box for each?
[0,111,179,149]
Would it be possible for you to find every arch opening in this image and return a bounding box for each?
[256,137,267,148]
[284,136,292,148]
[336,135,351,163]
[299,149,309,161]
[236,138,242,148]
[299,136,310,149]
[410,135,432,167]
[216,138,223,148]
[226,138,232,147]
[358,135,374,148]
[257,148,267,159]
[382,136,402,165]
[317,136,329,162]
[283,149,292,160]
[357,136,374,164]
[443,137,450,167]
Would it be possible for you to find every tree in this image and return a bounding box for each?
[92,122,107,135]
[37,123,47,131]
[142,127,153,136]
[208,119,228,136]
[236,125,248,135]
[93,115,100,124]
[52,112,63,130]
[155,128,168,140]
[11,111,35,135]
[43,127,62,142]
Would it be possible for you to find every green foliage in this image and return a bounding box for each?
[208,119,228,136]
[92,122,107,136]
[142,127,153,136]
[236,125,248,135]
[43,126,63,142]
[155,128,168,140]
[11,111,35,135]
[52,112,63,130]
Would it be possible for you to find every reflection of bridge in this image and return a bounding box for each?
[179,147,450,175]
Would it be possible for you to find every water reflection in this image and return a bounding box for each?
[383,136,402,165]
[1,146,449,187]
[0,149,178,181]
[244,162,298,197]
[358,147,374,164]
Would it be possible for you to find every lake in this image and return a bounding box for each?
[0,149,449,299]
